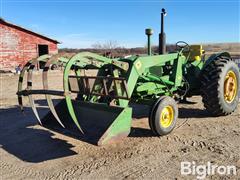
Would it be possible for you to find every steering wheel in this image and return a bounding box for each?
[176,41,190,53]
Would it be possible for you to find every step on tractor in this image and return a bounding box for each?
[17,9,239,145]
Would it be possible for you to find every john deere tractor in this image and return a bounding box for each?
[17,9,239,145]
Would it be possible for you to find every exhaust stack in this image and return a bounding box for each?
[159,8,167,54]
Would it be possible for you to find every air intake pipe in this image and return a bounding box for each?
[159,8,167,54]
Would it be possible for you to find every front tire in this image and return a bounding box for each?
[200,57,239,116]
[149,96,178,136]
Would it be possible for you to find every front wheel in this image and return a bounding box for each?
[149,96,178,136]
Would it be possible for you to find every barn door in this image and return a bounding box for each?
[38,44,49,56]
[38,44,49,69]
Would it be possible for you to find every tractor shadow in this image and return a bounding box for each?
[0,105,77,163]
[129,103,212,138]
[0,98,211,163]
[29,100,154,144]
[130,102,211,119]
[178,107,210,118]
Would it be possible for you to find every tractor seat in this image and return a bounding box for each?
[184,45,205,61]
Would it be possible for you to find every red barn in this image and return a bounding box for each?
[0,18,59,71]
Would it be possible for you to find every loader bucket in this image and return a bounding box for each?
[42,100,132,145]
[61,73,132,145]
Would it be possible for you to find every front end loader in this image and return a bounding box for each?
[17,9,239,145]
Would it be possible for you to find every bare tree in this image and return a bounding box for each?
[91,42,103,49]
[91,40,119,58]
[92,40,118,49]
[103,40,118,50]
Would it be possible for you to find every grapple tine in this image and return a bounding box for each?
[64,58,84,134]
[43,58,65,128]
[17,60,35,111]
[65,96,84,134]
[18,96,24,112]
[28,95,42,125]
[27,59,42,125]
[46,97,65,127]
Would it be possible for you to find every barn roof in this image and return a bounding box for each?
[0,18,60,44]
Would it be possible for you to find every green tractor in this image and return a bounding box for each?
[17,9,239,145]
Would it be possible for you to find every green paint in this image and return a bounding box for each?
[18,45,232,145]
[98,107,132,145]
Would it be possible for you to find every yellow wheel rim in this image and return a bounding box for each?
[160,106,174,128]
[224,70,237,103]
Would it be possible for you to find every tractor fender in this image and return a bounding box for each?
[203,52,231,69]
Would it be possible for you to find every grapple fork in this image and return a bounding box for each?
[17,52,133,145]
[17,55,67,127]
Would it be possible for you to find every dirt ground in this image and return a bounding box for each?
[0,71,239,180]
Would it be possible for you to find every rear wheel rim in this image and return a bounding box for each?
[160,106,174,128]
[224,70,237,103]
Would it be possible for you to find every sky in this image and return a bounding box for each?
[0,0,239,48]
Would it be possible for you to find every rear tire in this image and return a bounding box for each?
[149,96,178,136]
[200,57,239,116]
